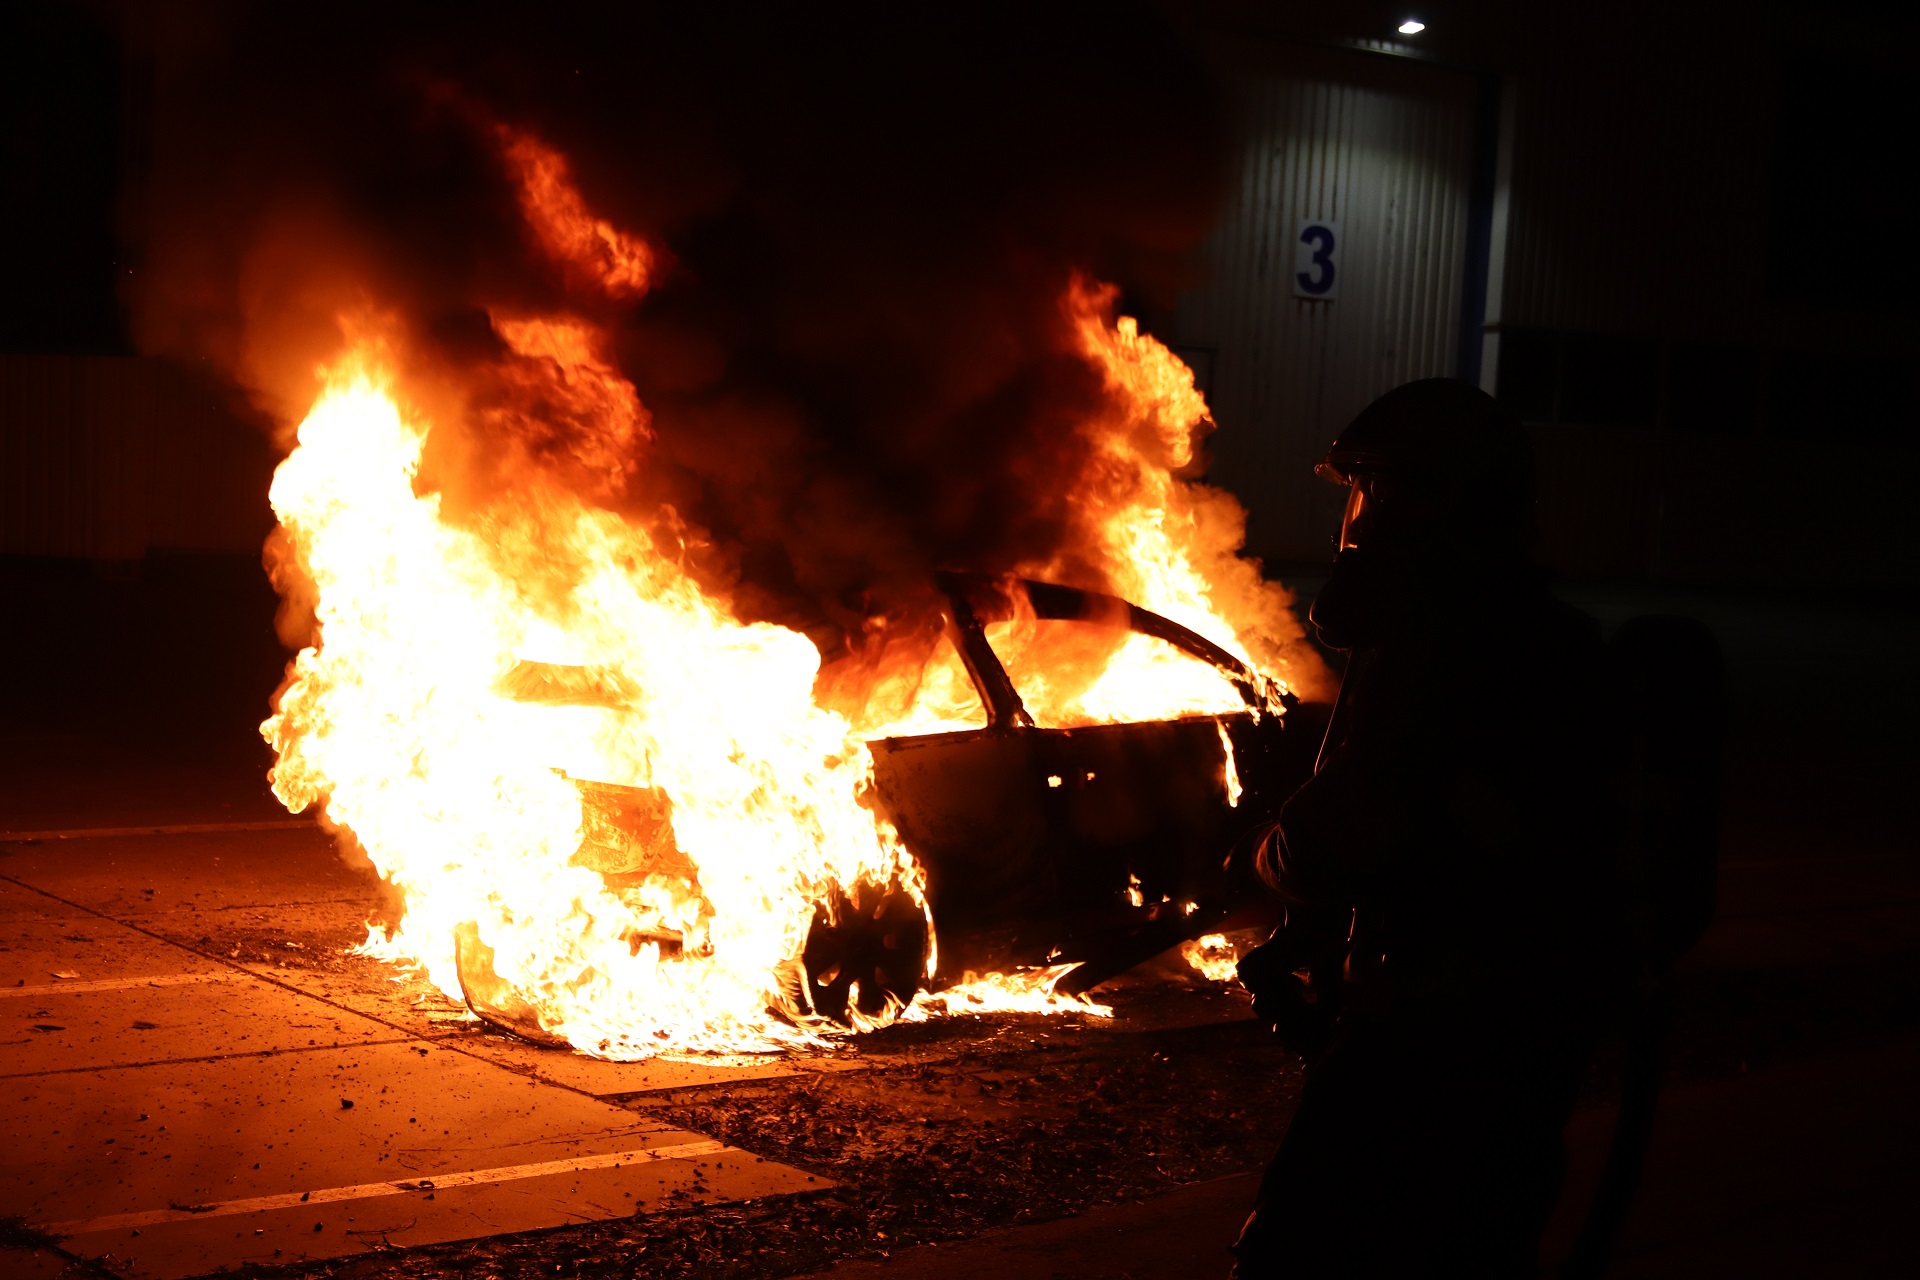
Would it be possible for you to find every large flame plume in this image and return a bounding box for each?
[254,107,1314,1057]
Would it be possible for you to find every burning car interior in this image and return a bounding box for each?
[468,570,1328,1037]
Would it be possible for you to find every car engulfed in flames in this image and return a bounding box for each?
[470,570,1327,1040]
[254,118,1330,1060]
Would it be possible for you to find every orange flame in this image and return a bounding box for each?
[849,277,1319,739]
[1055,279,1305,695]
[264,357,924,1056]
[1218,720,1242,808]
[1180,933,1242,983]
[498,127,657,301]
[905,967,1112,1021]
[481,315,650,495]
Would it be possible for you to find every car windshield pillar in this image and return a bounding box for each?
[941,590,1033,731]
[935,570,1271,717]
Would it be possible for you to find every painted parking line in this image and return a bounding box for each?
[44,1139,734,1235]
[0,972,250,999]
[0,820,315,842]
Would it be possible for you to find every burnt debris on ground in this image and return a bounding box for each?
[210,985,1298,1280]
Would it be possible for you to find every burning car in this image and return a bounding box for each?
[254,133,1329,1057]
[466,570,1327,1038]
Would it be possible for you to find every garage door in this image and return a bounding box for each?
[1175,42,1481,564]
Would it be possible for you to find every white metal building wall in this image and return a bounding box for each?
[1176,47,1478,564]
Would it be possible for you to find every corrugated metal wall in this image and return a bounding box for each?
[1176,45,1478,564]
[1479,8,1920,588]
[0,355,276,561]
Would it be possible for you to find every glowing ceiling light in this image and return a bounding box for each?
[1398,19,1426,34]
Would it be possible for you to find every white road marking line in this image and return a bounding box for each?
[2,1037,418,1082]
[0,820,315,842]
[0,972,251,998]
[47,1139,735,1236]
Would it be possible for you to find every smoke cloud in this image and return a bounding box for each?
[126,3,1313,676]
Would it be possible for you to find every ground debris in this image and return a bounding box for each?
[226,988,1302,1280]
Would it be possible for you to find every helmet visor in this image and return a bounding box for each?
[1337,480,1373,552]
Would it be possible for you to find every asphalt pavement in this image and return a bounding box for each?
[0,822,829,1279]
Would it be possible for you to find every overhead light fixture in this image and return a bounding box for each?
[1398,19,1426,35]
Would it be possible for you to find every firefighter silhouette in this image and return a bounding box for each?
[1231,379,1721,1277]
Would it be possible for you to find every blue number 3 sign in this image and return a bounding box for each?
[1293,220,1340,299]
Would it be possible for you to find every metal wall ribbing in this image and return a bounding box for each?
[1176,47,1478,563]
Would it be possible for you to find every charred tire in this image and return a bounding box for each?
[802,882,930,1024]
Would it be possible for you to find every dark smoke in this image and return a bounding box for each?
[125,1,1233,653]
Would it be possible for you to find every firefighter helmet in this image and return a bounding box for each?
[1318,378,1533,558]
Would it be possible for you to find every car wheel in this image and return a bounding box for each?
[802,880,931,1025]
